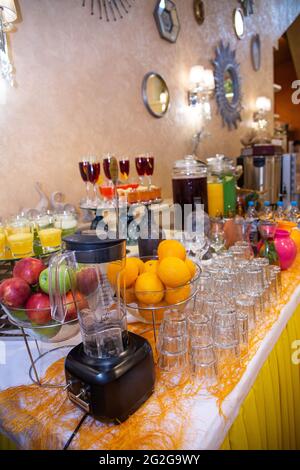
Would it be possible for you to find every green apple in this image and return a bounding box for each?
[39,267,71,295]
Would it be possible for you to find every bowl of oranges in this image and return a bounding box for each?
[108,240,200,324]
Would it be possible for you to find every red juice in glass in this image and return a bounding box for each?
[88,162,100,184]
[79,161,89,182]
[135,157,148,176]
[145,157,154,176]
[103,158,112,180]
[119,159,130,180]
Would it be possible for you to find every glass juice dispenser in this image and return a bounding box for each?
[223,159,237,217]
[172,155,208,228]
[49,234,155,423]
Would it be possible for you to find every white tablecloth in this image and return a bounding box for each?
[1,285,300,450]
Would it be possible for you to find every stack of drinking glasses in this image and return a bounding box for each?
[156,241,282,388]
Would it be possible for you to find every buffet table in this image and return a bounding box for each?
[0,271,300,450]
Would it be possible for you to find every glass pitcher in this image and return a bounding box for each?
[49,235,127,359]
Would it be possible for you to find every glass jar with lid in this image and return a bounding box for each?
[172,155,208,215]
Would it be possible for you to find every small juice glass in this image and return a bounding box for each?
[8,232,34,258]
[54,212,78,238]
[38,228,62,253]
[0,225,5,257]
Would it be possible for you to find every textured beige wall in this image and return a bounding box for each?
[0,0,300,217]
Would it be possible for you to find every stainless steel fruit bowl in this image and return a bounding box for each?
[0,303,80,343]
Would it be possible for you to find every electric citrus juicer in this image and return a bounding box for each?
[48,234,155,423]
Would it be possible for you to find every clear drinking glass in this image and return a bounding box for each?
[189,343,218,385]
[235,295,256,332]
[160,310,188,337]
[237,313,249,358]
[188,313,213,346]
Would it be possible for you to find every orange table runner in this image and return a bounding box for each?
[0,258,300,450]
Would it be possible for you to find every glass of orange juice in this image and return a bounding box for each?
[0,224,5,257]
[8,232,34,258]
[5,216,32,237]
[38,227,62,253]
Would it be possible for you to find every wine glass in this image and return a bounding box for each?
[145,154,154,187]
[87,157,101,207]
[119,158,130,183]
[182,232,210,264]
[79,158,91,205]
[103,154,113,183]
[210,218,225,254]
[135,155,147,185]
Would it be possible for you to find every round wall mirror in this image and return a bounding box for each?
[142,72,170,118]
[233,8,245,39]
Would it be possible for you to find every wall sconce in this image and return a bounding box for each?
[188,65,215,120]
[0,0,17,86]
[253,96,272,130]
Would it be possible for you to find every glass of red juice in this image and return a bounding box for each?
[103,156,113,182]
[119,158,130,182]
[145,155,154,186]
[135,156,148,184]
[87,158,101,206]
[79,159,92,204]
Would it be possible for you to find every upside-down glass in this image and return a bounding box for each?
[188,313,213,346]
[189,343,218,385]
[235,295,256,332]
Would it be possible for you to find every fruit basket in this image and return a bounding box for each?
[126,258,200,324]
[0,303,79,343]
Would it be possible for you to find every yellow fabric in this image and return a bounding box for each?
[221,304,300,450]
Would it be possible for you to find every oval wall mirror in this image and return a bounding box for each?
[233,8,245,39]
[142,72,170,118]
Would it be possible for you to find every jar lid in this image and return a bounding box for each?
[172,155,207,177]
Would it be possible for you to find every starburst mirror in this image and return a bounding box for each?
[82,0,135,22]
[212,41,242,130]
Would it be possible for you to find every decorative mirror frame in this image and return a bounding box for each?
[233,8,245,39]
[153,0,180,44]
[142,72,170,119]
[251,34,261,71]
[212,41,242,130]
[193,0,205,25]
[239,0,254,16]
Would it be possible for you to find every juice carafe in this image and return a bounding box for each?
[207,156,224,218]
[172,155,208,229]
[223,159,237,217]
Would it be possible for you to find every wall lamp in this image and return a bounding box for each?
[0,0,17,86]
[188,65,215,120]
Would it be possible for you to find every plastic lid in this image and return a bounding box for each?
[277,201,284,207]
[264,201,270,206]
[248,201,255,207]
[63,234,126,264]
[291,201,298,207]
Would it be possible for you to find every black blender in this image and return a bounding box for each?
[49,234,155,423]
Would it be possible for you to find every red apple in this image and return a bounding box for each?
[25,293,51,325]
[76,267,99,296]
[0,278,31,308]
[65,291,87,321]
[13,257,45,286]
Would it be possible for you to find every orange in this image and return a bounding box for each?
[157,256,191,288]
[120,258,139,288]
[107,258,138,288]
[135,272,164,305]
[144,259,159,274]
[130,257,145,274]
[107,260,124,287]
[164,284,191,306]
[121,286,137,304]
[185,258,197,279]
[157,239,186,261]
[138,301,167,323]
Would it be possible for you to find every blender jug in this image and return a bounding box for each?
[48,234,155,423]
[49,235,128,358]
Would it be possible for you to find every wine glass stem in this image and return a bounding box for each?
[86,182,90,203]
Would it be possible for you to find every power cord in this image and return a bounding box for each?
[63,412,89,450]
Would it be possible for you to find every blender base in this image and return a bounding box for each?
[65,332,155,423]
